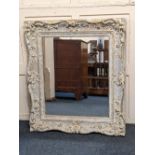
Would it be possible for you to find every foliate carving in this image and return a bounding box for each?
[24,19,126,136]
[113,71,126,87]
[24,19,124,33]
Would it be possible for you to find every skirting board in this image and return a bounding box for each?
[19,113,29,120]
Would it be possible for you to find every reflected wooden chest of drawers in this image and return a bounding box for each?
[54,39,88,100]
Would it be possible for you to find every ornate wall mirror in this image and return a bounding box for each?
[24,19,126,136]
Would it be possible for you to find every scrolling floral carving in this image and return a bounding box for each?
[24,19,126,136]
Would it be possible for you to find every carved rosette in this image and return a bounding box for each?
[24,19,126,136]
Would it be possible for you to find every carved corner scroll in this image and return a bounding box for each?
[24,19,126,136]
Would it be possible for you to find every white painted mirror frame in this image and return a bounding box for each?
[24,18,126,136]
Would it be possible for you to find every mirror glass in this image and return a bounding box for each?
[43,36,109,117]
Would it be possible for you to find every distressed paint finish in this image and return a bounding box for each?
[24,19,126,136]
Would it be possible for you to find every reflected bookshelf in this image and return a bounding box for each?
[88,40,109,96]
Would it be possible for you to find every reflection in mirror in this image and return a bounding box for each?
[42,36,109,117]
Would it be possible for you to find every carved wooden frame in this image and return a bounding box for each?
[24,18,126,136]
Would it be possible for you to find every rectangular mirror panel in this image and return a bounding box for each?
[43,36,109,117]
